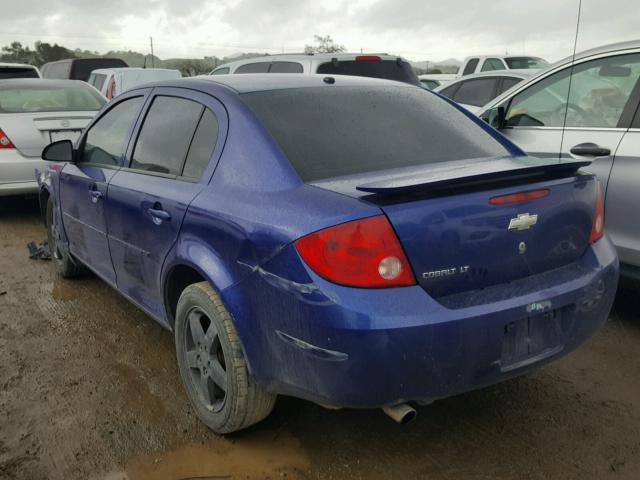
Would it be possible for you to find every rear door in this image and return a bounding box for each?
[59,92,146,284]
[106,87,226,317]
[498,52,640,200]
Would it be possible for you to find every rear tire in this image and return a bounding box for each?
[46,197,84,278]
[175,281,276,434]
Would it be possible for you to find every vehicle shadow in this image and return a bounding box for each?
[0,195,40,219]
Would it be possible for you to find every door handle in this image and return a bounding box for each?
[148,207,171,225]
[88,189,103,203]
[570,142,611,157]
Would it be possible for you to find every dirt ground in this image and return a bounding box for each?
[1,197,639,480]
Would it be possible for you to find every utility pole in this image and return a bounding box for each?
[150,37,155,68]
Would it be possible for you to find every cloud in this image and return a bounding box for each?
[0,0,637,62]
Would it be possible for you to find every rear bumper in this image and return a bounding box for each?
[223,236,618,408]
[0,149,45,196]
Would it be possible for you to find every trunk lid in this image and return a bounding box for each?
[0,112,95,157]
[312,157,597,298]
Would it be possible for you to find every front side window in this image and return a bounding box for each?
[453,78,498,107]
[130,96,203,175]
[498,77,522,94]
[506,53,640,128]
[462,59,479,76]
[81,97,143,166]
[481,58,506,72]
[235,62,270,74]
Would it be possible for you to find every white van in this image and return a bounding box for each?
[88,68,182,99]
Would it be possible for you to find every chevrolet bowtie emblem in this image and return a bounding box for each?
[508,213,538,231]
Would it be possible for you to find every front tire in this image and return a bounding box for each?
[46,197,84,278]
[175,281,276,434]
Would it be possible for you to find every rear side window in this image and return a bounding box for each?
[131,96,203,175]
[236,62,270,74]
[82,97,143,166]
[0,67,39,79]
[437,83,460,99]
[182,108,219,180]
[269,62,303,73]
[211,67,230,75]
[242,86,508,182]
[462,59,479,75]
[453,78,498,107]
[316,59,419,85]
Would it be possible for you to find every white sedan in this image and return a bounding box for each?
[0,79,106,196]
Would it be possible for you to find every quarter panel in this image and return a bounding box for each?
[605,130,640,266]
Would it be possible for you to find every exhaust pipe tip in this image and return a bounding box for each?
[382,403,417,424]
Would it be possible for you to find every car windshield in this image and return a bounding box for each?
[316,59,419,85]
[242,86,508,182]
[0,67,39,79]
[0,83,106,113]
[505,57,548,69]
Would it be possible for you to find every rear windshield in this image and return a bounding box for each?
[505,57,548,69]
[0,84,106,113]
[0,67,39,79]
[242,86,508,182]
[316,60,419,85]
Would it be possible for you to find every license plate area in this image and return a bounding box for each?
[501,310,563,372]
[49,130,81,144]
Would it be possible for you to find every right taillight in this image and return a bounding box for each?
[589,181,604,244]
[0,128,15,149]
[294,215,416,288]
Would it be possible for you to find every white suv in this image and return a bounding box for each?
[0,63,41,79]
[209,53,420,85]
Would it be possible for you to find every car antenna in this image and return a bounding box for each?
[559,0,582,161]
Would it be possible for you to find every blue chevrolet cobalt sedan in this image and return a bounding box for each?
[37,74,618,433]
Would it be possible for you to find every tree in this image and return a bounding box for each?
[304,35,346,54]
[34,42,76,65]
[1,41,37,65]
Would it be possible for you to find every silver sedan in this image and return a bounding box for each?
[0,79,105,196]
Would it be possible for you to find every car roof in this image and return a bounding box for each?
[0,78,90,88]
[212,53,405,70]
[159,73,418,94]
[0,63,38,69]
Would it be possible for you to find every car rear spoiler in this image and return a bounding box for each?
[355,157,592,194]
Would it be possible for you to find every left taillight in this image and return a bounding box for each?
[589,181,605,244]
[294,215,416,288]
[0,128,15,149]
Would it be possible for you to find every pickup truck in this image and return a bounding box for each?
[458,55,547,77]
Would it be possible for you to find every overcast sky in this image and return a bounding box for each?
[1,0,638,62]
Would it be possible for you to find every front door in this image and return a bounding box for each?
[59,95,145,284]
[106,89,223,318]
[498,52,640,200]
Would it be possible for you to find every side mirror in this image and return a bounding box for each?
[483,105,507,129]
[42,140,74,162]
